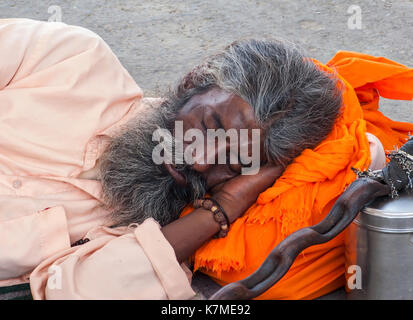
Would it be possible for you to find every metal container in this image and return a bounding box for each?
[345,190,413,299]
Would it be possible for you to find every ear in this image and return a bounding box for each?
[163,162,187,186]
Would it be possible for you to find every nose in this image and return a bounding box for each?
[191,162,212,173]
[185,134,231,173]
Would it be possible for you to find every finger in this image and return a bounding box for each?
[233,163,284,191]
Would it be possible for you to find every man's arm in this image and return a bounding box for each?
[0,19,142,177]
[162,164,284,264]
[29,165,282,299]
[0,19,35,89]
[0,19,146,289]
[0,206,70,283]
[30,219,196,300]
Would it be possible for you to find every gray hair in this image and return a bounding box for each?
[99,106,206,227]
[100,38,343,227]
[163,39,342,167]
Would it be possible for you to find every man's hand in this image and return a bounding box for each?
[213,163,284,223]
[162,162,284,263]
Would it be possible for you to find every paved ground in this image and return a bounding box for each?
[1,0,413,121]
[1,0,413,300]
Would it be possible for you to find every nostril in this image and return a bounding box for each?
[191,162,211,173]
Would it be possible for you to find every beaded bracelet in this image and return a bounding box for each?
[71,237,90,247]
[193,198,230,238]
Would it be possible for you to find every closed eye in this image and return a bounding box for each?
[212,111,224,129]
[201,118,207,131]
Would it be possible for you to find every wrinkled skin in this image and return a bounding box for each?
[210,138,413,300]
[164,87,267,194]
[164,87,276,223]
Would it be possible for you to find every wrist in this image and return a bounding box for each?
[211,193,241,224]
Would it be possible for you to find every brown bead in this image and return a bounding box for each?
[194,197,230,238]
[193,199,203,208]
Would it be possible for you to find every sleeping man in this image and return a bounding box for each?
[1,18,412,299]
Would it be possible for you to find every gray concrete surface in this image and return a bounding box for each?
[1,0,413,121]
[1,0,413,300]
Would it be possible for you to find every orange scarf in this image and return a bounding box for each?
[181,51,413,299]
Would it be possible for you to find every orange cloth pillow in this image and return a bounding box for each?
[181,51,413,299]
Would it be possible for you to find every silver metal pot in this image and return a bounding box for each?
[345,190,413,299]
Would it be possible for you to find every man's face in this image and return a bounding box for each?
[165,87,266,193]
[100,86,265,226]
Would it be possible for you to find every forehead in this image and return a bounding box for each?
[176,87,258,129]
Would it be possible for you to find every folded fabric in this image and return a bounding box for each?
[181,51,413,299]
